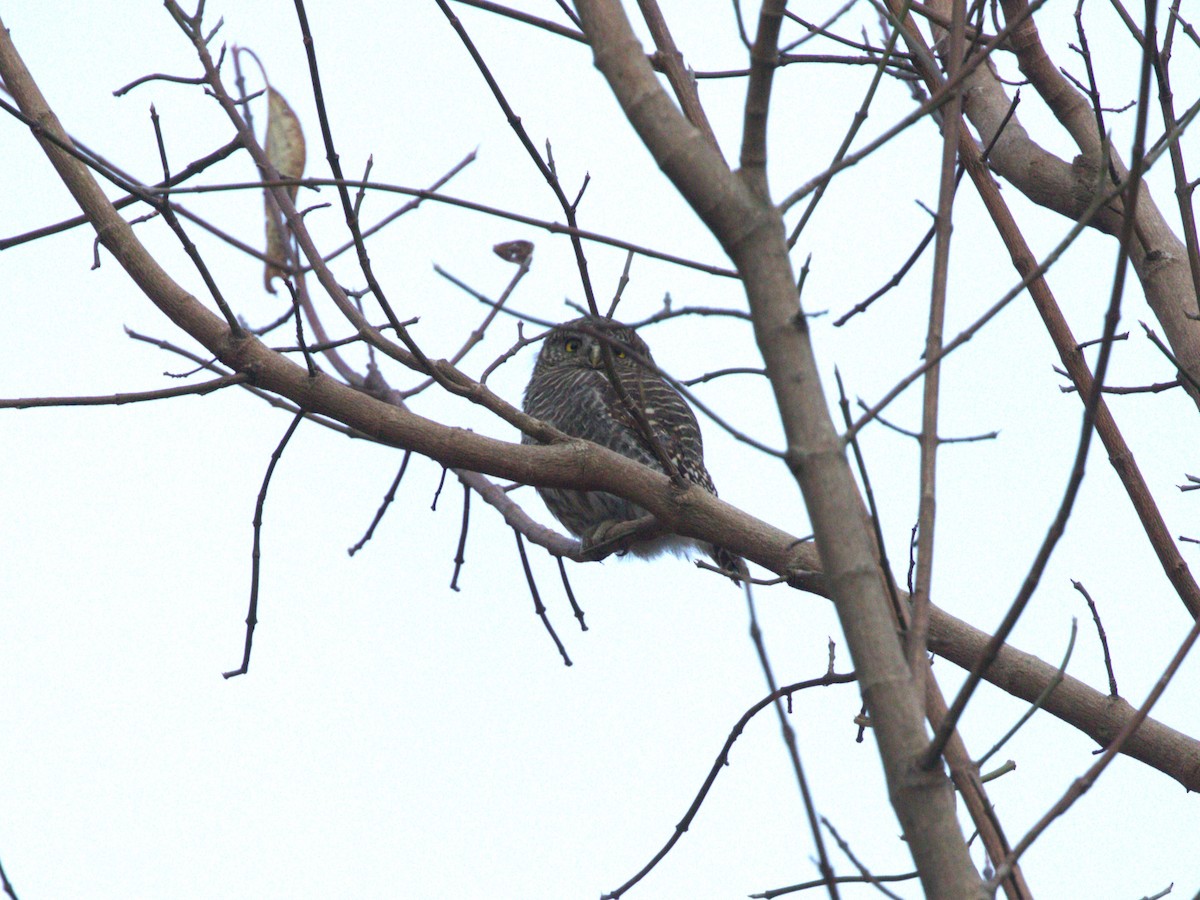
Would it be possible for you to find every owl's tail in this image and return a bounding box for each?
[708,544,750,585]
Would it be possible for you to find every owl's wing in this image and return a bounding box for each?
[612,369,714,491]
[556,370,662,468]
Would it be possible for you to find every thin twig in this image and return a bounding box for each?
[682,365,768,386]
[980,761,1017,784]
[147,105,244,337]
[0,374,247,408]
[787,0,914,247]
[450,481,471,591]
[1072,580,1119,696]
[780,0,862,52]
[779,0,1054,213]
[434,265,558,329]
[750,871,919,899]
[223,411,305,679]
[605,249,636,319]
[0,850,20,900]
[836,370,906,628]
[153,176,739,277]
[602,670,856,899]
[255,306,298,337]
[312,150,477,271]
[976,619,1077,767]
[856,400,999,442]
[742,579,841,900]
[431,466,449,511]
[436,0,599,314]
[630,303,752,326]
[1077,330,1130,349]
[291,0,446,387]
[845,159,1130,443]
[124,329,363,439]
[281,279,318,376]
[1141,321,1200,394]
[556,558,587,631]
[820,817,905,900]
[512,528,571,666]
[403,255,532,398]
[834,223,935,326]
[1056,372,1180,395]
[348,452,413,557]
[449,0,587,42]
[989,614,1200,887]
[273,321,408,355]
[113,71,208,95]
[0,137,242,250]
[480,322,541,384]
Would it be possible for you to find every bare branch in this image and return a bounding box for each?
[511,528,572,667]
[223,411,305,679]
[603,670,857,899]
[1072,580,1119,696]
[989,614,1200,886]
[0,374,247,408]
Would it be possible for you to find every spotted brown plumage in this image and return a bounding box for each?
[522,316,742,578]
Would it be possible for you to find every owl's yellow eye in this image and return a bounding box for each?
[564,338,581,353]
[614,350,626,358]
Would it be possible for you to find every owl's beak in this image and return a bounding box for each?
[587,343,602,368]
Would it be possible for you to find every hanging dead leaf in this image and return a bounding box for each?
[263,86,306,293]
[493,240,533,264]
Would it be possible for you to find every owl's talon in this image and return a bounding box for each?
[577,515,663,561]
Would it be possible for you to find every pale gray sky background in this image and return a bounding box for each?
[3,2,1198,898]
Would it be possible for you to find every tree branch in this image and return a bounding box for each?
[573,2,984,895]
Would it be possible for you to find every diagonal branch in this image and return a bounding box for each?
[740,0,786,187]
[573,2,984,896]
[911,0,1200,622]
[943,0,1200,407]
[636,0,723,159]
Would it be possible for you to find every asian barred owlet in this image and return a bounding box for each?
[522,316,741,577]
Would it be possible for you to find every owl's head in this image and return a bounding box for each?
[535,317,653,370]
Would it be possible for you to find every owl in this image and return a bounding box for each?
[522,316,741,577]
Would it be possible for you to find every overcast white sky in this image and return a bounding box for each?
[3,2,1199,898]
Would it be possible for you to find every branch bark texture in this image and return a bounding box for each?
[573,2,984,896]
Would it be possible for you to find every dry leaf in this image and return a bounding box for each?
[263,87,306,293]
[493,239,534,264]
